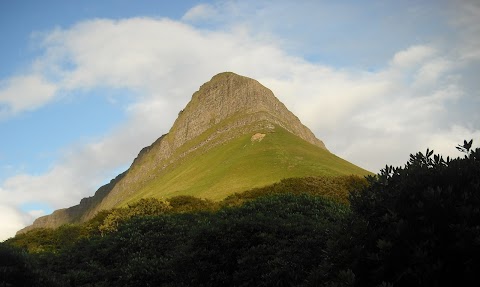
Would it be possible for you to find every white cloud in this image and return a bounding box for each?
[0,75,58,117]
[259,66,392,133]
[0,203,32,241]
[0,8,479,240]
[414,58,452,87]
[391,45,436,68]
[182,4,218,22]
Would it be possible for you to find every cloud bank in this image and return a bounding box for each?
[1,1,479,241]
[0,75,57,117]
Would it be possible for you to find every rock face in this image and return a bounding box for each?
[171,72,326,150]
[18,72,328,234]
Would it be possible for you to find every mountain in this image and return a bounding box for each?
[18,72,370,234]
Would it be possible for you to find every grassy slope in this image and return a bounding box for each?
[122,125,370,205]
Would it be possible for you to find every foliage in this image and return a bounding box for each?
[6,224,86,253]
[98,198,171,235]
[20,194,349,286]
[168,195,218,213]
[347,144,480,286]
[0,242,57,286]
[174,194,349,286]
[223,175,368,206]
[82,209,111,236]
[32,213,204,286]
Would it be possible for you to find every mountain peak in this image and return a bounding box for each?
[20,72,367,235]
[209,71,243,81]
[169,72,327,152]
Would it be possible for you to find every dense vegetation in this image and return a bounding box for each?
[1,142,479,286]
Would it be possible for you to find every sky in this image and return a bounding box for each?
[1,0,479,241]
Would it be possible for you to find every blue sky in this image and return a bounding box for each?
[1,0,479,241]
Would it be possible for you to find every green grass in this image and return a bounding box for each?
[121,125,371,205]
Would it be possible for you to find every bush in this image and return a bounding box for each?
[223,176,368,206]
[0,243,55,286]
[168,195,218,213]
[347,145,480,286]
[26,194,350,286]
[6,224,86,253]
[173,193,349,286]
[99,198,171,235]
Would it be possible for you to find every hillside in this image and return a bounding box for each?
[18,72,370,234]
[123,124,368,205]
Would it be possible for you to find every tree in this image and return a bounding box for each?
[0,243,54,286]
[347,142,480,286]
[173,194,349,286]
[99,198,171,235]
[167,195,217,213]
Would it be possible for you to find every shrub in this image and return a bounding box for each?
[348,144,480,286]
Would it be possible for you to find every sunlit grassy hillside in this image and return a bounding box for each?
[121,125,371,205]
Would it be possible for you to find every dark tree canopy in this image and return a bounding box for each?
[347,145,480,286]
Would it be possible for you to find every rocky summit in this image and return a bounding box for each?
[18,72,370,234]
